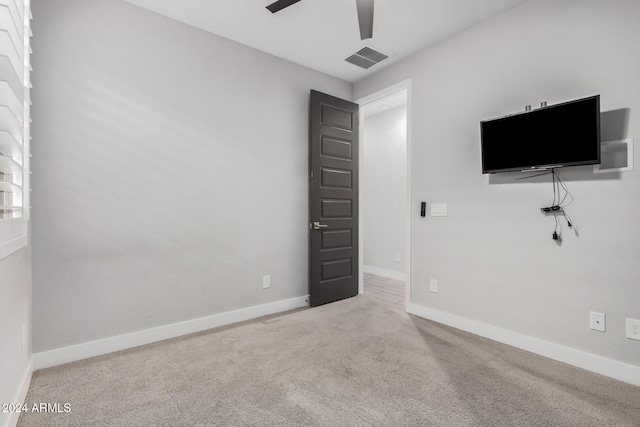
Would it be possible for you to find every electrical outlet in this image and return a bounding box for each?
[262,275,271,289]
[430,279,438,293]
[627,318,640,341]
[395,253,401,263]
[590,311,606,332]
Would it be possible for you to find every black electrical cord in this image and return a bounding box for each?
[548,169,574,239]
[555,170,574,227]
[561,210,573,228]
[554,169,573,208]
[552,170,557,207]
[523,169,574,240]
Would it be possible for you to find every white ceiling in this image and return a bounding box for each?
[121,0,528,83]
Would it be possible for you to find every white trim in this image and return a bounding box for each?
[5,356,33,427]
[356,80,412,105]
[357,99,365,296]
[404,82,412,310]
[356,79,412,309]
[0,233,27,262]
[363,265,406,281]
[34,296,309,370]
[407,303,640,387]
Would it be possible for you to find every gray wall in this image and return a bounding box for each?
[0,248,31,427]
[354,0,640,366]
[31,0,351,352]
[363,107,407,273]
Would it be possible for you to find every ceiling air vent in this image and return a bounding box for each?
[345,46,389,69]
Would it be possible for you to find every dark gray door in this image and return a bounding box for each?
[309,90,359,307]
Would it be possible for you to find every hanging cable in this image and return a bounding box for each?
[542,169,574,240]
[552,170,557,207]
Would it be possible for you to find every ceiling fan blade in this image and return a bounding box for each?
[266,0,302,13]
[356,0,374,40]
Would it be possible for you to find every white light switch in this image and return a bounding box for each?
[430,203,448,217]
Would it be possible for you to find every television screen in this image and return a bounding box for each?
[481,95,601,174]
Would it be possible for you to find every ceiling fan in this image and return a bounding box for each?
[266,0,375,40]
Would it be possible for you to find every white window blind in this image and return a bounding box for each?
[0,0,30,261]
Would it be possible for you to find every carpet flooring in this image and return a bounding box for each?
[18,276,640,426]
[363,273,405,309]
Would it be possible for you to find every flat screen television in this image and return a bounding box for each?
[481,95,601,174]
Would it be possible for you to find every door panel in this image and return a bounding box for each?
[321,199,352,218]
[309,90,359,307]
[321,137,352,160]
[321,258,352,281]
[321,229,352,250]
[321,167,352,188]
[320,104,353,130]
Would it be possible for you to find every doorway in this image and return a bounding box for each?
[356,81,411,310]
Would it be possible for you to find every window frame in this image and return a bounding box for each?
[0,0,30,261]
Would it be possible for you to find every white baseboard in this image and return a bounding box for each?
[407,303,640,387]
[5,356,34,427]
[363,265,406,281]
[35,296,309,371]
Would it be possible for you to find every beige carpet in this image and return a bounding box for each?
[363,273,405,309]
[19,279,640,426]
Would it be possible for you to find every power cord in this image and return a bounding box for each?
[517,168,575,240]
[540,169,574,240]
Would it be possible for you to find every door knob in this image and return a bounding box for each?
[311,221,328,230]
